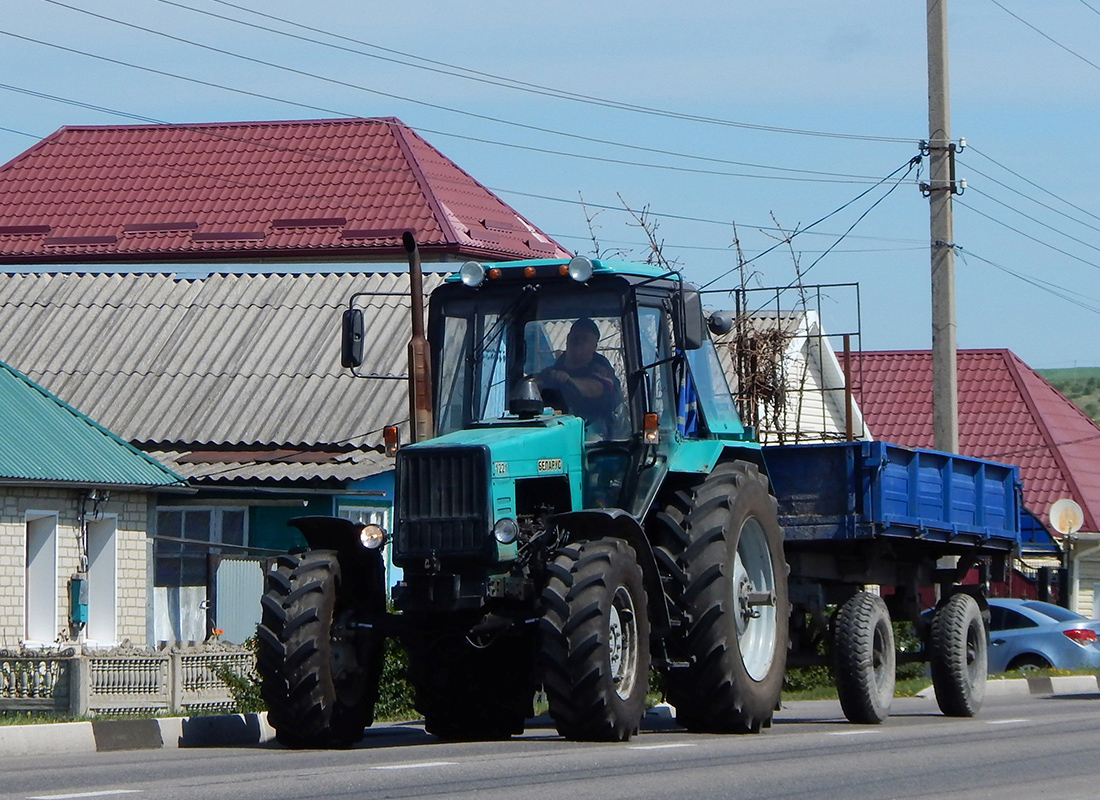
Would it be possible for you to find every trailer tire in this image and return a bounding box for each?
[257,550,382,748]
[657,460,789,733]
[929,592,987,717]
[405,623,535,741]
[834,592,895,724]
[540,537,651,741]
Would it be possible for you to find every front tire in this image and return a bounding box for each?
[834,592,896,724]
[540,537,651,741]
[257,550,383,748]
[657,460,789,733]
[929,592,987,717]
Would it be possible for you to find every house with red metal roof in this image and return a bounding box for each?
[0,117,568,266]
[853,349,1100,615]
[0,116,569,644]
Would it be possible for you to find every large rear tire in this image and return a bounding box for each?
[257,550,383,748]
[655,460,789,733]
[404,622,535,741]
[834,591,896,724]
[929,592,987,717]
[540,537,651,742]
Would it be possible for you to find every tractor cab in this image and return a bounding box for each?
[426,257,742,514]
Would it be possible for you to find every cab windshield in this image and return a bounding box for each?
[432,284,629,440]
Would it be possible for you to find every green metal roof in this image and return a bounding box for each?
[0,359,187,489]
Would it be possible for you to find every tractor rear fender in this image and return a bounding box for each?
[550,509,672,638]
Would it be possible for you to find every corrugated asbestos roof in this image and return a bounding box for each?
[0,270,435,485]
[853,349,1100,534]
[0,359,186,488]
[0,117,569,264]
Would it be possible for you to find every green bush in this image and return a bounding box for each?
[782,616,928,694]
[216,634,418,721]
[374,637,417,721]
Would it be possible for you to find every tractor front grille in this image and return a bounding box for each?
[394,445,492,566]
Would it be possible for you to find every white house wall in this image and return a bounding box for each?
[0,486,151,649]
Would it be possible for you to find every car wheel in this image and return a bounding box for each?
[1007,654,1050,674]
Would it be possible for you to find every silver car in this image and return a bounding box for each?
[987,597,1100,673]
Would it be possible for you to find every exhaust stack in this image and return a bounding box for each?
[403,231,434,443]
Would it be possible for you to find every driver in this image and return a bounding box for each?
[538,317,619,433]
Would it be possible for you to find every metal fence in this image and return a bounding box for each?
[0,646,254,717]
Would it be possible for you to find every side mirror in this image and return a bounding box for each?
[678,284,705,351]
[341,308,364,368]
[708,311,734,336]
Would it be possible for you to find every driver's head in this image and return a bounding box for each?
[566,317,600,360]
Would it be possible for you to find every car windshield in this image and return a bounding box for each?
[433,284,628,438]
[1021,601,1085,623]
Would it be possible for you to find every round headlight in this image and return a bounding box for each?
[493,517,520,545]
[459,260,486,287]
[566,256,594,282]
[359,523,387,550]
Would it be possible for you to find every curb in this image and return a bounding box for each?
[0,712,275,757]
[4,676,1098,756]
[916,674,1100,699]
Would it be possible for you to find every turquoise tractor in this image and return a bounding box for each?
[257,249,790,746]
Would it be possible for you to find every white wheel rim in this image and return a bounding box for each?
[733,518,777,681]
[609,585,639,700]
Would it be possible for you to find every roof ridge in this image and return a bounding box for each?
[1001,350,1096,530]
[388,120,462,244]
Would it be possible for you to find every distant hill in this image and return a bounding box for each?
[1038,367,1100,425]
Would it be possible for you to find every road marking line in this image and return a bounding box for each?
[986,718,1029,725]
[829,730,879,736]
[28,792,142,800]
[628,743,698,750]
[372,761,457,771]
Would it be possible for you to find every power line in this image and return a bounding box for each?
[550,231,924,255]
[0,77,925,243]
[419,126,879,185]
[967,187,1100,257]
[959,158,1100,238]
[0,67,881,188]
[988,0,1100,73]
[700,156,922,289]
[967,145,1100,226]
[31,0,887,184]
[0,81,165,124]
[957,247,1100,316]
[956,198,1100,272]
[490,185,927,244]
[157,0,912,145]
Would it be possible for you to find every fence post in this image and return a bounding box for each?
[170,652,183,713]
[69,656,90,718]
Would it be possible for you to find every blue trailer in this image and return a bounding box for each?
[763,440,1023,723]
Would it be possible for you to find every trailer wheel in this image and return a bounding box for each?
[540,537,651,741]
[834,592,896,724]
[657,460,789,733]
[257,550,383,748]
[404,622,535,741]
[929,592,987,717]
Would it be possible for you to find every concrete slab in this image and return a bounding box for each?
[0,720,95,757]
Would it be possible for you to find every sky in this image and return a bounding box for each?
[1,0,1098,369]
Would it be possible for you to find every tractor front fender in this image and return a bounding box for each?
[550,509,672,638]
[288,516,386,612]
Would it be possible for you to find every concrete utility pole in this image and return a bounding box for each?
[926,0,959,453]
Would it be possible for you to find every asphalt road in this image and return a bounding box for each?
[3,693,1098,800]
